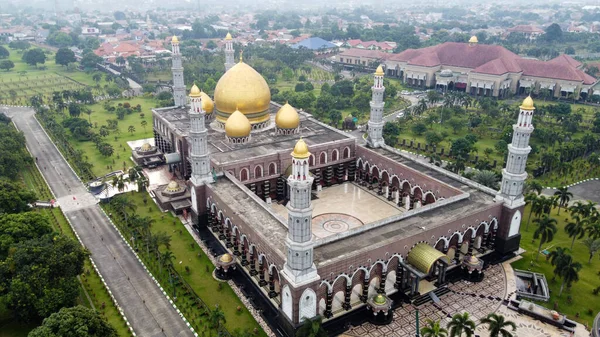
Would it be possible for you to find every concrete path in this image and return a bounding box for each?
[5,106,193,337]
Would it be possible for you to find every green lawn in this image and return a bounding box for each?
[57,97,158,177]
[0,45,109,104]
[512,204,600,327]
[106,193,266,336]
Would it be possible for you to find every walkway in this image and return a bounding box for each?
[543,180,600,204]
[6,106,193,337]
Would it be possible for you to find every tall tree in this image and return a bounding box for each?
[22,48,46,66]
[582,238,600,263]
[533,215,558,261]
[0,180,37,214]
[209,307,226,330]
[479,313,516,337]
[558,258,582,297]
[447,312,475,337]
[55,48,76,67]
[548,247,570,281]
[565,215,586,250]
[524,193,539,231]
[553,187,572,215]
[28,305,118,337]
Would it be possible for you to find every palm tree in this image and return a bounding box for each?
[447,312,475,337]
[582,238,600,263]
[565,215,587,250]
[548,247,571,281]
[558,259,582,297]
[472,170,499,189]
[569,201,588,219]
[295,316,327,337]
[525,180,543,195]
[421,319,448,337]
[417,98,428,114]
[128,125,136,134]
[524,193,539,231]
[553,187,572,215]
[587,221,600,240]
[480,313,516,337]
[209,307,226,330]
[533,215,558,261]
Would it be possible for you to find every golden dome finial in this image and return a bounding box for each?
[239,50,243,63]
[171,35,179,44]
[469,35,478,44]
[190,83,201,97]
[276,102,300,130]
[225,32,232,40]
[520,95,535,110]
[375,65,384,76]
[291,137,310,159]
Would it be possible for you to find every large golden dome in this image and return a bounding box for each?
[520,95,535,110]
[214,60,271,124]
[275,103,300,129]
[225,110,251,138]
[200,91,214,114]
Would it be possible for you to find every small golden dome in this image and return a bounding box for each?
[225,110,251,138]
[374,294,386,305]
[291,138,310,159]
[220,253,233,263]
[275,103,300,129]
[200,91,214,114]
[171,35,179,44]
[225,32,232,40]
[189,84,201,97]
[469,35,478,44]
[520,95,535,110]
[140,142,152,151]
[214,61,271,116]
[375,65,384,76]
[166,180,180,192]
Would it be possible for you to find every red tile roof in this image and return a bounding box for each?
[548,54,582,68]
[339,48,387,59]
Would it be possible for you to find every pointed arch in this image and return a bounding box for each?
[282,285,292,320]
[309,154,315,166]
[268,162,277,175]
[319,280,333,293]
[254,165,263,179]
[331,149,339,162]
[240,168,249,181]
[343,147,351,159]
[424,191,436,204]
[319,152,327,165]
[371,166,380,180]
[332,274,352,288]
[412,185,423,200]
[381,170,390,185]
[299,288,317,322]
[435,237,449,250]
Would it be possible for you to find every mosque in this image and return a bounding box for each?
[150,34,533,335]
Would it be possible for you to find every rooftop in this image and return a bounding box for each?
[153,103,352,166]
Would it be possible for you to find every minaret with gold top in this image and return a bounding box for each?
[367,65,385,148]
[495,95,535,253]
[224,32,234,72]
[188,84,212,187]
[281,139,319,290]
[171,35,186,107]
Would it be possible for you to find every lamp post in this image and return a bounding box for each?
[415,308,420,337]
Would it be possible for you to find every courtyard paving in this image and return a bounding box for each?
[344,262,589,337]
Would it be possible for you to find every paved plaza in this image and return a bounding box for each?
[345,263,589,337]
[272,182,402,238]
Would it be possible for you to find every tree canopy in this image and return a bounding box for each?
[28,305,118,337]
[55,48,76,67]
[22,48,46,66]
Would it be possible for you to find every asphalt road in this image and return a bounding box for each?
[5,106,193,337]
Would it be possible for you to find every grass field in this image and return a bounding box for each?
[106,193,266,336]
[512,204,600,327]
[17,161,130,337]
[56,97,157,177]
[0,45,110,105]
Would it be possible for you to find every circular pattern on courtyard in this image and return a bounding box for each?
[312,213,364,238]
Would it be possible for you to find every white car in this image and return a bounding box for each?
[397,112,405,118]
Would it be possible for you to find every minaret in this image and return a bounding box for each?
[281,139,319,287]
[495,96,535,253]
[146,14,152,31]
[366,65,385,148]
[188,84,212,187]
[171,36,186,107]
[224,32,234,72]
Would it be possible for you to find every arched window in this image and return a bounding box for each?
[343,147,350,159]
[240,168,249,181]
[254,165,263,179]
[309,155,315,166]
[269,163,276,175]
[319,152,327,165]
[331,149,339,162]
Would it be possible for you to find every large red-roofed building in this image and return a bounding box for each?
[338,40,597,99]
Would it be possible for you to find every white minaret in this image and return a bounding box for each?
[171,36,186,107]
[188,84,212,188]
[496,96,534,238]
[281,139,319,287]
[224,32,234,72]
[146,14,152,31]
[367,65,385,148]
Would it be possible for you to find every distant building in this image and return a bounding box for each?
[291,37,337,55]
[343,39,395,52]
[506,25,545,40]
